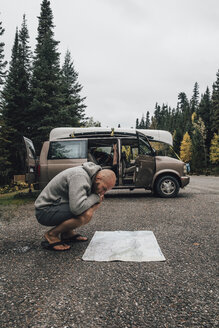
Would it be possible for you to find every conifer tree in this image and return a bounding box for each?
[198,87,212,153]
[139,114,145,129]
[18,15,32,136]
[191,113,207,172]
[180,132,192,163]
[59,49,86,126]
[0,21,7,92]
[1,30,22,176]
[211,70,219,134]
[0,115,15,184]
[173,128,182,155]
[29,0,62,153]
[190,82,199,113]
[2,17,32,176]
[177,92,191,134]
[145,111,150,128]
[150,116,157,129]
[0,21,10,184]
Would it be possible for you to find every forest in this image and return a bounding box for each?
[0,0,218,186]
[136,77,219,174]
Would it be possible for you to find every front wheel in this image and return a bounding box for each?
[155,175,180,198]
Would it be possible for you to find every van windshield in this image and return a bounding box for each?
[150,141,180,159]
[48,140,87,159]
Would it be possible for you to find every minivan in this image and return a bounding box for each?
[24,127,190,198]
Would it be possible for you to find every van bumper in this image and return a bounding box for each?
[181,176,190,188]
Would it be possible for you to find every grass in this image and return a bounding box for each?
[0,188,40,206]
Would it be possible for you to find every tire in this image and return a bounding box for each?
[155,175,180,198]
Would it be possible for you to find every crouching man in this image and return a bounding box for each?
[35,162,116,251]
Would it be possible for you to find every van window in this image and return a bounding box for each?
[139,138,153,155]
[150,141,179,159]
[48,140,87,159]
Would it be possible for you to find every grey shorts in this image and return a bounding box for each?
[35,203,74,226]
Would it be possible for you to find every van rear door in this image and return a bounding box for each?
[23,136,38,185]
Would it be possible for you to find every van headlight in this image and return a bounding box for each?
[184,164,187,174]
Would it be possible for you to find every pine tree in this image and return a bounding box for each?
[177,92,191,134]
[150,116,157,129]
[59,49,86,126]
[211,70,219,134]
[29,0,62,153]
[198,87,212,153]
[1,17,32,176]
[191,113,207,172]
[180,132,192,163]
[0,21,10,184]
[18,15,32,136]
[139,114,145,129]
[173,128,182,155]
[1,30,22,176]
[145,111,150,128]
[153,103,162,128]
[190,82,199,113]
[209,133,219,164]
[0,115,15,185]
[0,21,7,91]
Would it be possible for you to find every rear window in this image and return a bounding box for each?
[48,140,87,159]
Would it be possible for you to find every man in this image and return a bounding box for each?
[35,162,116,251]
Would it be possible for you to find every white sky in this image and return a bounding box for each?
[0,0,219,128]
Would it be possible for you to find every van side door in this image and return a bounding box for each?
[135,134,156,188]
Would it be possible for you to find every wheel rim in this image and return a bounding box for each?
[160,179,176,195]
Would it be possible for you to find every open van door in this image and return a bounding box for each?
[135,132,156,188]
[23,137,38,185]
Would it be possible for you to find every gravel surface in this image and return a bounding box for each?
[0,176,218,328]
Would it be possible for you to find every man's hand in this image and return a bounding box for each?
[91,195,104,212]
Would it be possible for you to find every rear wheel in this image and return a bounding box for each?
[155,175,180,198]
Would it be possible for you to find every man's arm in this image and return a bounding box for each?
[68,174,100,216]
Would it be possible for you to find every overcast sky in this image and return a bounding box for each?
[0,0,219,128]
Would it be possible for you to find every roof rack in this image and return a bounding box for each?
[49,127,173,145]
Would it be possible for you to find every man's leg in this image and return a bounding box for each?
[45,204,99,251]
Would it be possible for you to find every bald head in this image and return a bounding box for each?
[98,169,116,186]
[93,169,116,196]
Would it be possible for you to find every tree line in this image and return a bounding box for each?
[136,77,219,173]
[0,0,88,184]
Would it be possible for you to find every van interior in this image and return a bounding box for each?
[87,137,143,186]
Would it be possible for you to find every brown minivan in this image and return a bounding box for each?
[24,127,190,198]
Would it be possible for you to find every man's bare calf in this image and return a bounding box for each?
[45,203,100,251]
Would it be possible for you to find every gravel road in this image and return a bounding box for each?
[0,176,218,328]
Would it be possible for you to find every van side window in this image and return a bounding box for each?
[48,140,87,159]
[139,138,153,156]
